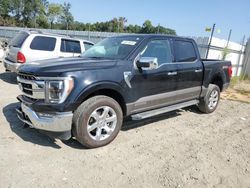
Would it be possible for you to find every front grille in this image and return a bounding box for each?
[23,95,38,102]
[17,73,45,99]
[18,73,36,80]
[21,82,32,89]
[23,87,32,95]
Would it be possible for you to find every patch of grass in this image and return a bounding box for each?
[230,76,240,87]
[234,89,249,95]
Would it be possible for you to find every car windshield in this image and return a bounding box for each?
[81,36,142,59]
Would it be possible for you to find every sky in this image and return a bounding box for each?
[49,0,250,43]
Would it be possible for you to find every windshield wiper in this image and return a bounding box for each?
[83,56,114,60]
[87,56,106,59]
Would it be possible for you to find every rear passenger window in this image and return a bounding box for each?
[174,40,197,62]
[61,39,81,53]
[83,42,93,51]
[30,36,56,51]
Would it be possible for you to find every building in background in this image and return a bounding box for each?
[207,37,245,77]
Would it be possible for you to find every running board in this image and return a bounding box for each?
[131,100,199,120]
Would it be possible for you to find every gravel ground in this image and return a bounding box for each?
[0,65,250,188]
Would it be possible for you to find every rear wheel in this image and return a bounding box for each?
[72,95,123,148]
[198,84,220,113]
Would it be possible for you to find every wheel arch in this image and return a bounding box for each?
[75,82,127,116]
[209,73,224,91]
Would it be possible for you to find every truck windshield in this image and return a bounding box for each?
[81,36,142,59]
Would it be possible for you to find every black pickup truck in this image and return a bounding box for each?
[16,34,232,148]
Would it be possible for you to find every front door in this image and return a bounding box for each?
[128,38,179,114]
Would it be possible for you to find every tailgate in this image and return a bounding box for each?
[5,46,19,63]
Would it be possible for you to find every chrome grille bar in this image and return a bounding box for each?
[17,76,45,99]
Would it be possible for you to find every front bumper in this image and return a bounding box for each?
[16,103,73,132]
[3,58,21,72]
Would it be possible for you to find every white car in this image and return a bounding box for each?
[3,30,94,72]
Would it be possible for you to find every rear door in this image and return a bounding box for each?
[59,39,82,57]
[6,31,29,63]
[173,39,203,102]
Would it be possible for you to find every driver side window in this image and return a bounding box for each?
[141,39,173,66]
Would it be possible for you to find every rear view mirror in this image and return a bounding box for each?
[136,57,158,70]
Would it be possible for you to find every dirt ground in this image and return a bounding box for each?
[221,80,250,104]
[0,64,249,188]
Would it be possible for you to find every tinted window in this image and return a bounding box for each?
[61,39,81,53]
[30,36,56,51]
[141,40,172,65]
[174,40,197,62]
[10,31,29,48]
[83,42,93,51]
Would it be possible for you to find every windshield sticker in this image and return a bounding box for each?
[121,40,137,45]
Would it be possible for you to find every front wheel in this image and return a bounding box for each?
[198,84,220,113]
[72,95,123,148]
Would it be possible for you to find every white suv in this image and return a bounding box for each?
[3,30,94,72]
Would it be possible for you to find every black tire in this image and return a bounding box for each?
[72,95,123,148]
[198,84,220,114]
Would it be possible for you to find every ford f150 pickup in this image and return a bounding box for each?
[16,34,232,148]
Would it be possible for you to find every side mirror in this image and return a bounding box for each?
[136,57,158,70]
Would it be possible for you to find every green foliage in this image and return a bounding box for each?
[222,47,229,60]
[48,3,62,29]
[0,0,11,18]
[0,0,176,35]
[60,2,74,30]
[141,20,154,33]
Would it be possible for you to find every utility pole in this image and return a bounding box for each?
[226,29,232,48]
[206,23,216,59]
[88,24,90,41]
[236,35,245,77]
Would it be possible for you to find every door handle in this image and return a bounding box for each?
[195,69,202,73]
[167,71,177,76]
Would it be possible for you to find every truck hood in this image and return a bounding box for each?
[17,57,117,76]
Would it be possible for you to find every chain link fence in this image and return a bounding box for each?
[242,38,250,78]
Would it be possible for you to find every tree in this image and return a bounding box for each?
[141,20,155,33]
[0,3,177,35]
[0,0,11,19]
[10,0,24,24]
[60,2,74,30]
[31,0,49,28]
[111,18,119,32]
[13,0,48,27]
[118,17,127,32]
[126,24,141,33]
[157,25,176,35]
[48,3,62,29]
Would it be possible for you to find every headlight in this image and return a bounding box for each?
[45,78,74,104]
